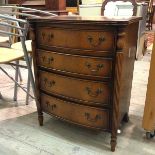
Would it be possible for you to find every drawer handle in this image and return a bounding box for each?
[49,80,56,87]
[44,78,55,88]
[41,32,54,41]
[85,112,102,122]
[42,56,54,64]
[87,36,105,47]
[42,32,45,39]
[85,62,104,73]
[86,87,103,97]
[48,33,54,42]
[45,101,56,110]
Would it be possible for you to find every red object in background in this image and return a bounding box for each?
[45,0,66,10]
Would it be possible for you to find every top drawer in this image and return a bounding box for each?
[37,27,115,51]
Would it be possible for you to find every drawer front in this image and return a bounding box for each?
[37,50,112,78]
[39,71,111,105]
[37,27,115,51]
[41,93,109,129]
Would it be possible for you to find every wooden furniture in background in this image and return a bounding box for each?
[29,16,140,151]
[8,0,19,3]
[142,33,155,138]
[7,0,80,14]
[21,1,45,10]
[8,0,46,9]
[7,0,68,15]
[8,0,66,10]
[45,0,66,10]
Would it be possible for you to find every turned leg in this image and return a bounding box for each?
[122,113,129,123]
[110,134,117,152]
[38,111,43,126]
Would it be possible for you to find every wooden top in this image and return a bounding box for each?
[28,15,141,25]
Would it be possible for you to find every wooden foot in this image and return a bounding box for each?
[38,115,43,126]
[110,138,117,152]
[122,113,129,123]
[0,92,2,99]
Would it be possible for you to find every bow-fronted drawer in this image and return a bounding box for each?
[41,93,110,129]
[37,49,112,79]
[39,71,111,106]
[37,27,115,52]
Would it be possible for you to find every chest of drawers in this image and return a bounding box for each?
[29,16,140,151]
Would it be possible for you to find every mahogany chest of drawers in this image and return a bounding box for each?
[29,16,140,151]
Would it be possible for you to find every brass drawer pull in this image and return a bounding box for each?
[42,56,54,64]
[49,80,56,87]
[44,78,55,88]
[41,32,54,42]
[48,33,54,42]
[86,87,103,97]
[85,112,102,122]
[45,101,56,110]
[42,32,45,39]
[85,62,104,73]
[87,35,105,47]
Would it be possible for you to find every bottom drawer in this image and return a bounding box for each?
[41,93,110,129]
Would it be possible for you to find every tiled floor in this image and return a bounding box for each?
[0,51,155,154]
